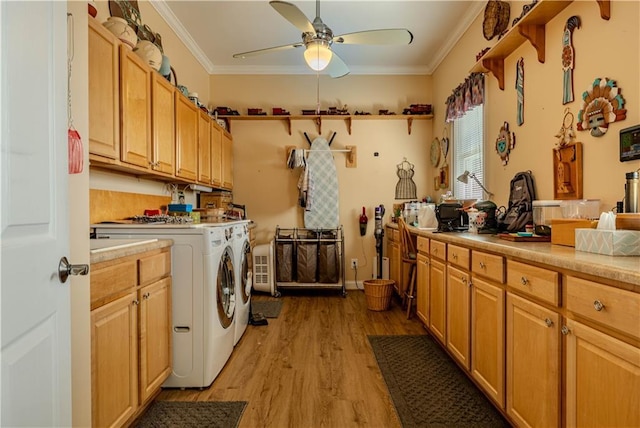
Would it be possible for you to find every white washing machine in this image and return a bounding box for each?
[232,221,252,345]
[94,222,238,388]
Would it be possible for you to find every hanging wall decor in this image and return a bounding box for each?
[440,126,450,162]
[495,121,515,165]
[430,138,441,167]
[577,77,627,137]
[555,108,577,148]
[515,57,524,126]
[395,158,417,200]
[553,142,583,199]
[561,16,581,104]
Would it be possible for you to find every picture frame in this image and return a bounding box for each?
[553,142,583,199]
[434,176,440,191]
[439,165,449,189]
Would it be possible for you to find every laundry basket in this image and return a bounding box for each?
[363,279,395,311]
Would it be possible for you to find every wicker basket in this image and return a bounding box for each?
[363,279,395,311]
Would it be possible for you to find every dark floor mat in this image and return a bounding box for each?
[133,401,247,428]
[368,335,511,428]
[251,300,283,318]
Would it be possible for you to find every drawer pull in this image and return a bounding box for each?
[132,299,140,306]
[143,292,151,299]
[593,300,605,311]
[544,318,553,328]
[561,325,570,335]
[479,261,486,269]
[461,276,467,285]
[452,253,458,260]
[520,276,529,285]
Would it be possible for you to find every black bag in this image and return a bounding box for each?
[498,171,536,233]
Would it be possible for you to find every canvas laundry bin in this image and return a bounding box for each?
[363,279,395,311]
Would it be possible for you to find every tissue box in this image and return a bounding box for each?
[575,228,640,256]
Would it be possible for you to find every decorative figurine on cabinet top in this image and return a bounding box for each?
[577,77,626,137]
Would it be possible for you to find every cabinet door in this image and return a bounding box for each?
[429,258,446,344]
[120,46,152,168]
[389,240,400,294]
[565,319,640,428]
[210,122,223,187]
[222,131,233,189]
[416,253,430,326]
[138,277,172,404]
[198,111,212,184]
[446,265,471,370]
[88,18,119,160]
[91,292,138,428]
[471,277,505,408]
[151,73,175,176]
[506,293,560,428]
[175,94,199,180]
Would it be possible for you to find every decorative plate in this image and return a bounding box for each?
[430,137,441,167]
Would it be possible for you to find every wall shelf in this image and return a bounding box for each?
[470,0,609,90]
[219,113,432,135]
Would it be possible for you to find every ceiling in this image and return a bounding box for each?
[151,1,485,76]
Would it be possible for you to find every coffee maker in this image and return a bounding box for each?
[435,202,469,232]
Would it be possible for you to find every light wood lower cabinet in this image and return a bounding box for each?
[91,292,138,428]
[446,265,471,370]
[416,252,430,326]
[429,258,446,344]
[506,293,561,428]
[91,247,172,428]
[564,318,640,428]
[471,277,505,408]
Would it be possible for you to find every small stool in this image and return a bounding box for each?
[398,218,418,319]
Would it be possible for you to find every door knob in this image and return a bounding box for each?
[58,256,89,283]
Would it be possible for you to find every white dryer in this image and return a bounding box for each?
[94,222,237,388]
[232,221,252,345]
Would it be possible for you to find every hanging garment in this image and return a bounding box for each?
[304,137,339,229]
[395,160,417,199]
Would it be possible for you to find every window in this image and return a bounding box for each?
[453,104,484,200]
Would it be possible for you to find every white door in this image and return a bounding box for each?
[1,2,73,426]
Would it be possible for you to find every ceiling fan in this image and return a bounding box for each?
[232,0,414,78]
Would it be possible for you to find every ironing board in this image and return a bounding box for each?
[304,137,339,229]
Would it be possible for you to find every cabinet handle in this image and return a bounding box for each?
[143,292,151,299]
[561,325,570,335]
[461,276,467,284]
[479,261,486,269]
[544,318,553,327]
[132,299,140,306]
[452,253,458,260]
[593,300,605,311]
[520,276,529,285]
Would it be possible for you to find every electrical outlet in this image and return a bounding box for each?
[351,258,358,269]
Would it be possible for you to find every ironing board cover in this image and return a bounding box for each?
[304,137,339,228]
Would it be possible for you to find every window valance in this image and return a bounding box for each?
[445,73,485,122]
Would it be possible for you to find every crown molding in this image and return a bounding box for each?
[149,1,215,74]
[210,64,431,76]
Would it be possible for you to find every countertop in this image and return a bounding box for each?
[388,223,640,289]
[90,238,173,264]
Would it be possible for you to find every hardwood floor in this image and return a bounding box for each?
[157,289,426,427]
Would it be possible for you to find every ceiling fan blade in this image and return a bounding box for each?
[233,42,304,59]
[334,29,414,45]
[326,51,349,78]
[270,1,315,34]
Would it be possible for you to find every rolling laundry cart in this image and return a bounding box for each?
[274,226,346,297]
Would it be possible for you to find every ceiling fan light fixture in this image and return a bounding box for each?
[304,41,333,71]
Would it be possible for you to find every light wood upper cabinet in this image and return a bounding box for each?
[416,252,430,326]
[151,73,175,176]
[564,319,640,428]
[471,277,505,409]
[446,265,471,370]
[198,111,212,184]
[88,18,120,161]
[120,46,152,169]
[91,292,138,428]
[175,94,199,181]
[429,258,446,344]
[210,122,223,188]
[506,293,561,428]
[222,131,233,189]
